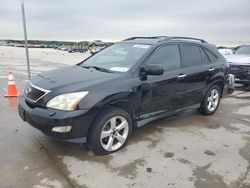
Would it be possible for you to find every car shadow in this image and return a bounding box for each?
[41,108,218,159]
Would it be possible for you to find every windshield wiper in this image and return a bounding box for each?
[81,65,113,73]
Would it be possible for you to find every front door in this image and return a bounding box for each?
[139,44,186,117]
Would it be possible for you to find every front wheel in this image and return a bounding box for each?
[87,107,132,155]
[199,85,221,115]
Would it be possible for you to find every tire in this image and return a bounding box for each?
[199,85,221,115]
[87,107,132,155]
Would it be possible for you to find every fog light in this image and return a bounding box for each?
[52,126,72,133]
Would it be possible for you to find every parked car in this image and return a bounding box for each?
[58,45,72,51]
[226,44,250,88]
[90,46,106,55]
[89,40,105,47]
[218,48,233,56]
[18,36,232,155]
[68,47,87,53]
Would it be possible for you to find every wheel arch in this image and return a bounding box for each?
[86,100,137,142]
[207,77,225,97]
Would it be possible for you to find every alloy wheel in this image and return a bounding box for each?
[100,116,129,151]
[207,89,219,112]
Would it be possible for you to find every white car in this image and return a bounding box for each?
[218,48,233,56]
[226,44,250,88]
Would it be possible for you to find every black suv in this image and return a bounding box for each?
[18,36,230,155]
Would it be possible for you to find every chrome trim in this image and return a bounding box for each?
[228,74,235,88]
[177,74,186,78]
[24,81,51,103]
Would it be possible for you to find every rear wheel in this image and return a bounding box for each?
[87,107,132,155]
[199,85,221,115]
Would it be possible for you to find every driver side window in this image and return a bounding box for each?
[146,44,181,71]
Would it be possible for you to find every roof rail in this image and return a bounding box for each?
[123,36,168,41]
[169,37,207,43]
[123,36,208,43]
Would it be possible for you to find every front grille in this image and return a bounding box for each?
[229,64,250,79]
[229,65,240,71]
[24,82,50,102]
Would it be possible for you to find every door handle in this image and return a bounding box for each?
[177,74,186,79]
[208,68,215,71]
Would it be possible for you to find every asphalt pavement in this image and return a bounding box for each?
[0,46,250,188]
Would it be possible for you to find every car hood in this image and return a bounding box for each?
[31,65,121,91]
[225,54,250,64]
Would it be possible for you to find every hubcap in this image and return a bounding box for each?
[207,89,219,112]
[100,116,129,152]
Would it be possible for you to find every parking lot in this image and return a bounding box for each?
[0,46,250,188]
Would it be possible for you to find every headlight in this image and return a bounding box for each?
[46,91,88,111]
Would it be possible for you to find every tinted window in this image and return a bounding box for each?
[200,48,210,64]
[204,49,217,62]
[146,45,181,71]
[182,44,202,67]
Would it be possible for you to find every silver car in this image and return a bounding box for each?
[226,44,250,88]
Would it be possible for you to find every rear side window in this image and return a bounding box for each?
[181,44,202,67]
[204,49,217,63]
[200,48,210,64]
[146,44,181,71]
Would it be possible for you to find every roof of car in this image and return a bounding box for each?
[121,36,208,45]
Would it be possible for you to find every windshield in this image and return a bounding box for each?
[81,43,151,72]
[235,45,250,55]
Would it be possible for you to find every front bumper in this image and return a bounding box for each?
[229,64,250,87]
[18,95,97,143]
[224,74,235,94]
[234,78,250,85]
[231,77,250,89]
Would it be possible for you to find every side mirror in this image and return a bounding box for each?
[140,64,164,76]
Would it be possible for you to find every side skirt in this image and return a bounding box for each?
[136,103,200,128]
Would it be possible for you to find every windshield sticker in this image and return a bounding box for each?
[110,67,129,72]
[133,44,150,49]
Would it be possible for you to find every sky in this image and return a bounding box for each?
[0,0,250,46]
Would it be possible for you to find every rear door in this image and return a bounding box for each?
[180,43,217,105]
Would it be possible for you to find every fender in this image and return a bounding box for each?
[206,71,226,96]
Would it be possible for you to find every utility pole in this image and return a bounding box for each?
[21,0,31,80]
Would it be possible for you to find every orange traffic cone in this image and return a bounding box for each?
[4,70,20,97]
